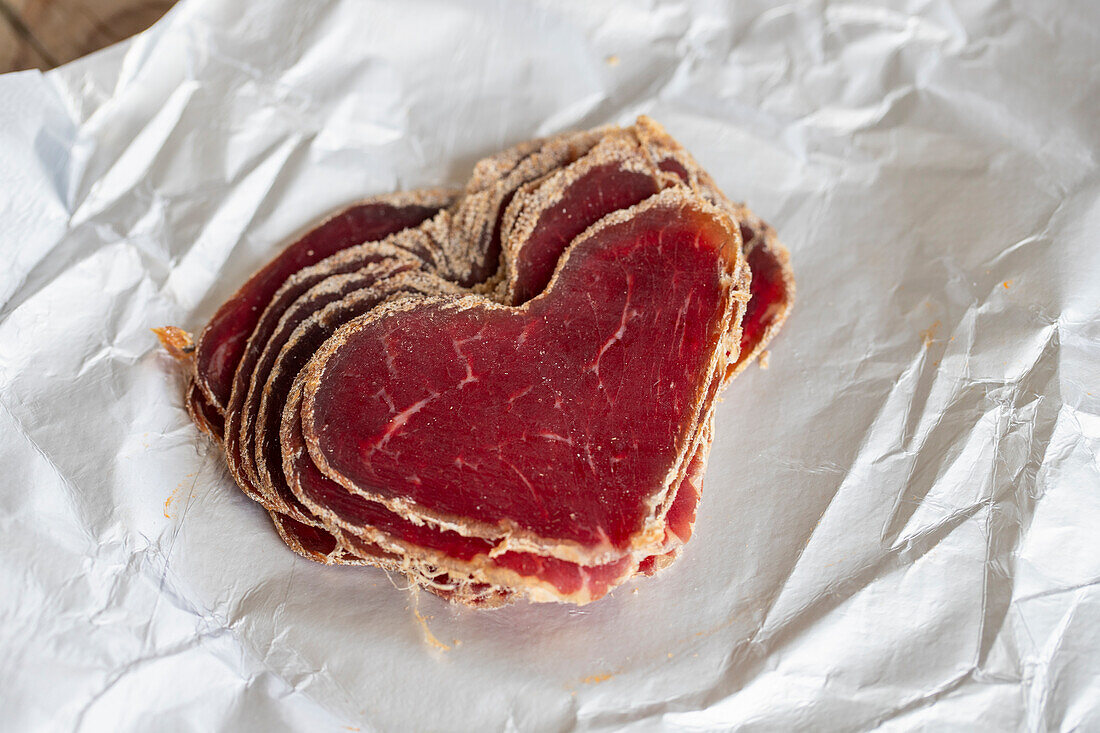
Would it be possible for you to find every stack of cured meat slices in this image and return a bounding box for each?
[157,117,794,607]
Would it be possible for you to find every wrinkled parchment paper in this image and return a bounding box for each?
[2,1,1098,729]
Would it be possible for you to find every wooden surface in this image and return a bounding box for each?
[0,0,175,73]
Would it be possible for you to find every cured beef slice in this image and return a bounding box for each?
[192,190,455,413]
[730,215,796,376]
[300,189,747,563]
[187,382,225,440]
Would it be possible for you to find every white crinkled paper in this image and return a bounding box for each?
[1,1,1098,730]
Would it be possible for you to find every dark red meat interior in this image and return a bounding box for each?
[739,240,789,356]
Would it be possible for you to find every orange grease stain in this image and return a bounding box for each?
[920,320,941,347]
[163,483,184,518]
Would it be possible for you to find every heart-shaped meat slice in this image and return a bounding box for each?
[301,188,748,564]
[730,212,796,376]
[206,133,614,572]
[250,145,709,600]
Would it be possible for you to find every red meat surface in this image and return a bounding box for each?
[739,232,792,361]
[302,191,742,558]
